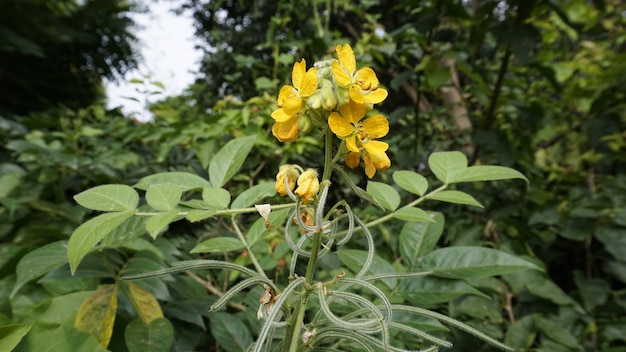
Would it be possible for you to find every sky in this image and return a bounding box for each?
[105,1,201,120]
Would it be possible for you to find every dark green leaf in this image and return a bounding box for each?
[125,318,174,352]
[0,323,32,351]
[397,276,488,305]
[418,247,542,278]
[11,241,69,298]
[400,213,445,269]
[209,312,253,352]
[337,249,397,288]
[191,238,245,254]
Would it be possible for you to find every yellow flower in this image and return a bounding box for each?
[328,100,390,156]
[364,151,391,178]
[275,165,299,196]
[294,169,320,204]
[271,117,300,142]
[331,44,388,105]
[271,59,318,123]
[328,100,391,178]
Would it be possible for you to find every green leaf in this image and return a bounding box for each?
[426,190,484,208]
[74,284,118,348]
[247,208,291,246]
[394,207,435,222]
[125,318,174,352]
[452,165,528,184]
[366,181,401,211]
[69,211,134,274]
[209,312,253,352]
[534,316,583,350]
[505,315,535,350]
[74,185,138,212]
[209,136,256,187]
[0,323,32,352]
[230,182,276,209]
[145,184,181,211]
[11,241,69,298]
[418,247,542,278]
[202,188,231,209]
[134,172,211,191]
[397,277,489,305]
[337,249,397,289]
[186,209,217,222]
[334,165,383,209]
[190,237,245,254]
[400,213,445,270]
[145,210,179,239]
[428,151,468,184]
[393,170,429,196]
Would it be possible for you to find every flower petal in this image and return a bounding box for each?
[370,152,391,171]
[348,87,365,104]
[282,96,302,116]
[272,118,300,142]
[362,88,388,104]
[277,85,296,107]
[328,112,354,138]
[336,44,356,74]
[346,136,360,152]
[362,140,389,154]
[299,67,318,97]
[355,67,379,90]
[271,108,292,122]
[364,153,376,178]
[332,61,352,87]
[292,59,306,89]
[345,151,360,169]
[362,114,389,138]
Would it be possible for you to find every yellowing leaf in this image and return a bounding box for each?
[75,284,118,348]
[127,282,164,324]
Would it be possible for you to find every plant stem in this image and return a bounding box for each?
[134,202,298,217]
[284,127,334,352]
[230,216,268,278]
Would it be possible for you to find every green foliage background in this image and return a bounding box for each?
[1,0,626,351]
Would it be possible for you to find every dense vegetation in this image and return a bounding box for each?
[1,0,625,351]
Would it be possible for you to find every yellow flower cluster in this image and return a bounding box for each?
[275,165,320,204]
[271,44,391,179]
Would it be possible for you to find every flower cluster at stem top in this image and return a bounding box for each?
[271,43,390,179]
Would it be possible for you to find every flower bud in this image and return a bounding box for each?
[306,92,322,110]
[298,114,312,133]
[294,169,320,204]
[320,85,337,111]
[275,165,299,196]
